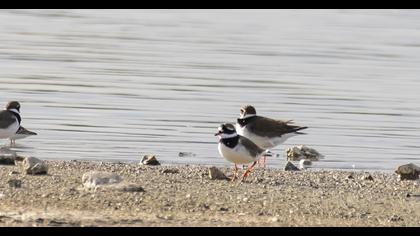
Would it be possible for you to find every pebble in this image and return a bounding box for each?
[161,169,179,174]
[178,152,196,157]
[284,161,300,171]
[388,215,403,222]
[116,183,145,193]
[0,152,17,165]
[82,171,123,189]
[208,166,228,180]
[7,179,22,188]
[395,163,420,180]
[361,174,374,181]
[140,154,161,166]
[21,157,48,175]
[299,159,312,170]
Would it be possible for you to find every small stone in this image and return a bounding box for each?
[208,166,228,180]
[178,152,196,157]
[270,217,279,222]
[140,154,160,166]
[21,157,48,175]
[161,169,179,174]
[0,150,17,165]
[9,171,19,175]
[219,207,229,211]
[346,174,354,179]
[82,171,123,189]
[284,161,300,171]
[164,215,173,220]
[361,174,374,181]
[299,159,312,170]
[116,183,145,193]
[388,215,403,222]
[7,179,22,188]
[395,163,420,180]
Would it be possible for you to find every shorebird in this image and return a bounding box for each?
[0,101,22,141]
[215,123,265,181]
[235,105,308,166]
[9,126,37,146]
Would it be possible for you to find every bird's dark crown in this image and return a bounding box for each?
[219,123,236,134]
[6,101,21,112]
[240,105,256,117]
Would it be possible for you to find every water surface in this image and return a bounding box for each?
[1,9,420,170]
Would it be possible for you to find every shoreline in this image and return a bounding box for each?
[1,160,420,226]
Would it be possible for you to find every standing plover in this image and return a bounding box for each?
[236,105,308,166]
[0,101,22,141]
[9,126,37,146]
[215,123,265,181]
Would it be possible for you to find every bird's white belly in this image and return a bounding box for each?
[237,125,297,149]
[0,120,19,139]
[218,143,255,164]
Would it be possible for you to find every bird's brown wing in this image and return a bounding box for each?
[248,116,307,138]
[0,111,17,129]
[238,136,265,157]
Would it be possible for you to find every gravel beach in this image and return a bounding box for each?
[1,160,420,227]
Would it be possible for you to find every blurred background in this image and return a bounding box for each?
[1,9,420,170]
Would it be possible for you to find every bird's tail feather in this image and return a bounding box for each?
[294,126,308,134]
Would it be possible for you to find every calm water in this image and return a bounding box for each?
[1,9,420,171]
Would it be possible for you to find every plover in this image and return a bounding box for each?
[9,126,37,146]
[236,105,308,166]
[215,123,265,181]
[0,101,22,140]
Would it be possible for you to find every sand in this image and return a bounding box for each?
[1,160,420,226]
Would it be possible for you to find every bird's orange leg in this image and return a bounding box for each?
[241,161,257,181]
[231,164,239,181]
[257,152,269,168]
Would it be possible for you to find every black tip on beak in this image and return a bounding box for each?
[214,131,222,136]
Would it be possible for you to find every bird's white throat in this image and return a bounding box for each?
[240,114,256,119]
[7,108,20,114]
